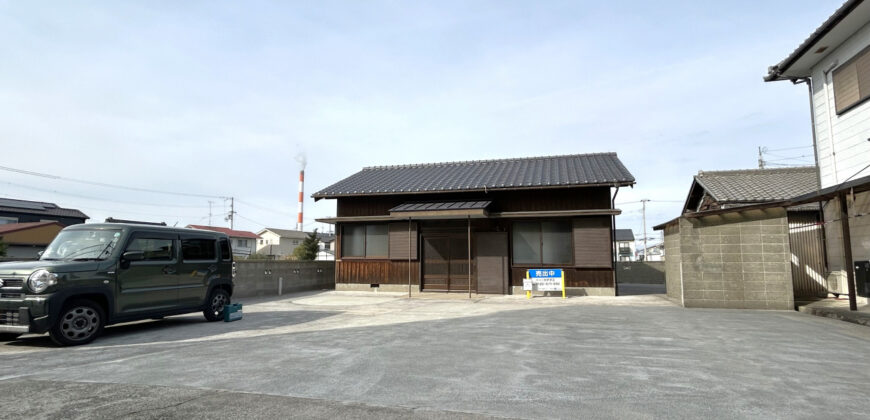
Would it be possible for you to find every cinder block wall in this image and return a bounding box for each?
[663,224,683,301]
[615,262,665,284]
[233,260,334,298]
[677,209,795,310]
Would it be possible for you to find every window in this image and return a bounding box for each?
[512,221,572,265]
[237,239,248,247]
[126,238,174,261]
[220,238,231,260]
[182,238,217,261]
[292,240,300,245]
[833,46,870,114]
[259,239,264,245]
[0,216,18,225]
[342,224,388,258]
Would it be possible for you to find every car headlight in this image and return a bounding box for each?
[28,269,58,293]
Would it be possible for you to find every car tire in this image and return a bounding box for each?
[49,299,105,346]
[0,333,21,342]
[203,288,230,322]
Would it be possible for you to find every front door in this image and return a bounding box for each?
[116,232,179,314]
[422,235,472,292]
[476,232,508,294]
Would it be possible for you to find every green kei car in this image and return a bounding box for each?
[0,223,235,346]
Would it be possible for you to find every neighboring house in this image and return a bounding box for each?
[639,243,665,262]
[316,232,336,261]
[187,225,258,257]
[655,166,825,309]
[0,221,65,259]
[613,229,636,262]
[0,197,88,226]
[765,0,870,307]
[256,228,310,259]
[313,153,636,295]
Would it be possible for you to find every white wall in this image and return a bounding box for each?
[810,22,870,188]
[255,230,305,258]
[231,236,256,257]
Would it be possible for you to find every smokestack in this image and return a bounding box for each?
[295,152,307,231]
[297,170,304,231]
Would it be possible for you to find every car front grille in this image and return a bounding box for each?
[0,310,21,325]
[0,277,24,288]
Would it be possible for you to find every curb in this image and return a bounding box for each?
[798,305,870,327]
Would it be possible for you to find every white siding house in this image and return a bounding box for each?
[766,0,870,299]
[256,228,310,259]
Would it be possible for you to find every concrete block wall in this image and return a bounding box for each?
[677,211,795,310]
[663,224,682,301]
[233,260,334,298]
[615,262,665,284]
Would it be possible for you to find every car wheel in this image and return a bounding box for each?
[0,333,21,342]
[203,288,230,322]
[49,299,105,346]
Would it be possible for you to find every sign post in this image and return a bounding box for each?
[522,269,566,299]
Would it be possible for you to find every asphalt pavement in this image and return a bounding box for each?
[2,291,869,419]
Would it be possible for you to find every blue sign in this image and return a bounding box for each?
[528,269,562,279]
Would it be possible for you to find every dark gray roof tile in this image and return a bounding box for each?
[313,153,635,198]
[695,167,819,203]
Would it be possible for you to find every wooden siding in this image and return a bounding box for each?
[572,216,613,268]
[388,222,418,260]
[336,260,420,285]
[788,211,828,298]
[337,187,612,217]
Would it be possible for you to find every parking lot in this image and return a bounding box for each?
[2,291,870,419]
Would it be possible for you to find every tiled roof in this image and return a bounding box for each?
[187,225,259,239]
[614,229,635,241]
[694,167,819,203]
[260,228,310,239]
[0,221,63,235]
[313,153,635,199]
[390,201,492,212]
[0,197,89,220]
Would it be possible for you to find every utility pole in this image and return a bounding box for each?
[225,197,235,229]
[758,146,766,169]
[641,199,650,261]
[208,201,213,226]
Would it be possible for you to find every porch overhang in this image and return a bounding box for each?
[315,208,621,224]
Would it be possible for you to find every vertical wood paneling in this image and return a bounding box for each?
[388,222,418,260]
[788,212,828,298]
[336,260,420,285]
[573,216,613,268]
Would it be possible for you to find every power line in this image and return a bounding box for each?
[0,164,226,199]
[1,180,211,209]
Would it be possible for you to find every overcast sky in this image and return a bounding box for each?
[0,0,843,246]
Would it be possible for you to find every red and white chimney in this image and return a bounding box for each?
[297,169,304,231]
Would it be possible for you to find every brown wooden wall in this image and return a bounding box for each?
[336,260,420,285]
[388,222,418,260]
[337,187,612,217]
[573,216,613,268]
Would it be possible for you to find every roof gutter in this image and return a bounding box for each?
[764,0,864,82]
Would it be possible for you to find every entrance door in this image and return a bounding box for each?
[422,235,472,292]
[476,232,508,294]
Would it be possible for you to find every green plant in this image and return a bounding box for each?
[292,229,320,261]
[0,238,7,257]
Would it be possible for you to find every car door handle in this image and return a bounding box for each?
[163,266,176,275]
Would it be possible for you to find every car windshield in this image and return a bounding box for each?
[41,229,122,261]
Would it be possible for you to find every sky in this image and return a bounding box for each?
[0,0,846,248]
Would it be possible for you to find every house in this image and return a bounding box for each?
[654,167,825,309]
[0,221,65,259]
[316,232,336,261]
[312,153,636,295]
[256,228,310,259]
[0,198,88,226]
[765,0,870,308]
[613,229,636,262]
[187,225,259,257]
[639,243,665,262]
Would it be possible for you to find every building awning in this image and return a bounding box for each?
[315,208,621,224]
[388,201,491,219]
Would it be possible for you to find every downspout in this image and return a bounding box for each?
[794,76,830,270]
[822,61,840,183]
[611,186,620,296]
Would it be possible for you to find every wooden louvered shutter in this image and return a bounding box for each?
[573,217,612,268]
[389,222,418,260]
[833,46,870,114]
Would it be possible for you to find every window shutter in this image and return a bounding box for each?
[573,217,612,268]
[834,62,860,114]
[389,222,418,260]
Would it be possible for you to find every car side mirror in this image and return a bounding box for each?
[122,251,145,262]
[37,250,44,257]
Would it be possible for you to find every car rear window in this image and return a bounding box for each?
[182,238,217,261]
